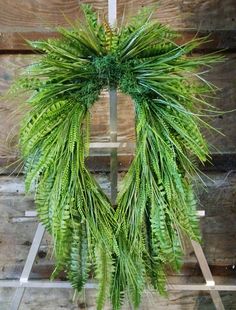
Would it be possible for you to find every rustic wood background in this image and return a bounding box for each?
[0,1,236,309]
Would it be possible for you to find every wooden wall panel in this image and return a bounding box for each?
[0,1,235,51]
[0,0,235,32]
[1,287,234,310]
[0,0,93,32]
[202,54,236,153]
[0,55,33,158]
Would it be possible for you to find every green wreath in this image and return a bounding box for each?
[11,5,222,310]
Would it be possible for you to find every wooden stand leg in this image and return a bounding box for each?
[10,223,45,310]
[191,240,225,310]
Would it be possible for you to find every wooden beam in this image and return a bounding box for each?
[1,280,236,291]
[1,153,236,174]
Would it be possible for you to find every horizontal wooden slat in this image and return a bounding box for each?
[203,153,236,172]
[2,262,236,281]
[0,1,236,51]
[0,0,235,32]
[0,287,234,310]
[0,153,236,174]
[1,279,236,290]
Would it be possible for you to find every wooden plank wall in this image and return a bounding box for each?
[0,1,236,309]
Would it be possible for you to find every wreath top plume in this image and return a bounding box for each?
[11,4,223,310]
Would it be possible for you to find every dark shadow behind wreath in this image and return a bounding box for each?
[9,5,223,310]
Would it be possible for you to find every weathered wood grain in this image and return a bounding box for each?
[1,153,236,176]
[0,287,233,310]
[0,0,235,32]
[202,54,236,154]
[0,1,235,51]
[1,30,236,52]
[20,290,236,310]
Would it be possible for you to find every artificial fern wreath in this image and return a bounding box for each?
[11,5,222,310]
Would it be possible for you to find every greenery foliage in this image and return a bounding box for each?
[11,5,223,309]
